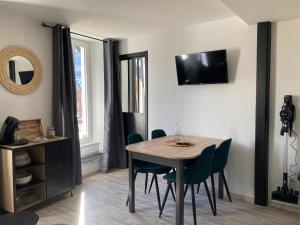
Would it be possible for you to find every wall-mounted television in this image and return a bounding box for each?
[175,49,228,85]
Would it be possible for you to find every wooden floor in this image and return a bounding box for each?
[36,169,298,225]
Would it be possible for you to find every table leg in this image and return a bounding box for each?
[218,172,224,199]
[128,152,135,213]
[176,160,184,225]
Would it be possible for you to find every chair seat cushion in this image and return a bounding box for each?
[163,170,205,184]
[163,171,188,183]
[212,166,221,174]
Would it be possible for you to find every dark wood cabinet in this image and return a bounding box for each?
[0,137,74,213]
[45,139,73,199]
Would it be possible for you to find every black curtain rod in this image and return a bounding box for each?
[41,23,106,42]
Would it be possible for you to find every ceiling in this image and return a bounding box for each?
[0,0,234,38]
[1,0,300,38]
[221,0,300,24]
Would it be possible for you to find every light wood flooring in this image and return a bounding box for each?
[36,169,299,225]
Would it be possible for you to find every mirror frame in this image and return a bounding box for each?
[0,45,42,95]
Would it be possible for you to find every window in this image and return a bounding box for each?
[72,39,91,145]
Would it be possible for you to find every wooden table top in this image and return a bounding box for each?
[126,135,223,160]
[0,136,67,150]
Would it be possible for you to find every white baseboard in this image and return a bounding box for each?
[82,158,101,177]
[268,199,298,213]
[228,192,298,213]
[230,192,254,203]
[209,186,298,213]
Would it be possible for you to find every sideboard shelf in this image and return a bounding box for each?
[15,162,44,172]
[16,178,45,191]
[0,137,74,213]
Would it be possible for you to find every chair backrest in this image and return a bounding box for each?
[127,133,144,144]
[212,138,232,173]
[186,145,215,184]
[151,129,166,139]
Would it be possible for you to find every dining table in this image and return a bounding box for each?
[126,135,224,225]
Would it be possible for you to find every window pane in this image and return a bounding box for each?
[73,44,88,140]
[128,57,145,113]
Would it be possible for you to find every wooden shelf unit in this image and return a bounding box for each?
[0,137,73,213]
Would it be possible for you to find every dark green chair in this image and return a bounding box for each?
[128,133,153,193]
[148,129,175,200]
[159,145,216,225]
[209,138,232,215]
[151,129,167,139]
[126,133,173,210]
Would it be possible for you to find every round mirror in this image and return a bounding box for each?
[6,56,34,85]
[0,45,42,95]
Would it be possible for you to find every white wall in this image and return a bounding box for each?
[269,18,300,198]
[0,11,52,132]
[122,16,257,198]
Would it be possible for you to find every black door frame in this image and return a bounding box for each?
[120,51,149,139]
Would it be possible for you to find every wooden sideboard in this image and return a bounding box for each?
[0,137,74,213]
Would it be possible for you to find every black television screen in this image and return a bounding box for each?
[175,49,228,85]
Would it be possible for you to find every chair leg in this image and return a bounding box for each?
[170,183,176,201]
[191,184,197,225]
[221,171,232,202]
[197,183,201,194]
[145,173,148,194]
[172,168,176,192]
[148,175,155,193]
[184,184,189,198]
[126,171,138,206]
[204,181,216,216]
[159,182,171,217]
[211,173,216,215]
[154,174,162,211]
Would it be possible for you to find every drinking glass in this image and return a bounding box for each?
[174,124,183,143]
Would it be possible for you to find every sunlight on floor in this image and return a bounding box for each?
[78,192,85,225]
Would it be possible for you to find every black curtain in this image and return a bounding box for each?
[101,39,127,172]
[52,24,82,185]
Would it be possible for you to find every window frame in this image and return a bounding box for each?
[72,38,93,147]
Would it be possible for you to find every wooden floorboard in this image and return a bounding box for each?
[36,169,298,225]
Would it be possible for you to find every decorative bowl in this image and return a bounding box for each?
[16,172,32,185]
[15,150,29,161]
[15,156,31,167]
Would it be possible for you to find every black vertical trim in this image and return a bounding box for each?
[9,60,16,82]
[255,22,271,206]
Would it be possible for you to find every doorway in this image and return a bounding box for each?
[120,51,148,143]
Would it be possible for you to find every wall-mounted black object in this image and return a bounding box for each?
[271,95,299,204]
[279,95,295,136]
[0,116,19,145]
[175,49,228,85]
[255,22,271,206]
